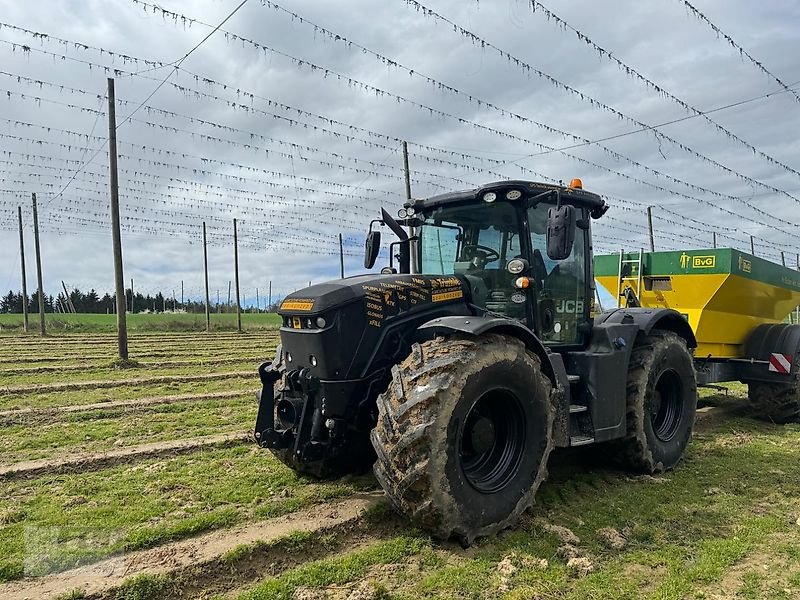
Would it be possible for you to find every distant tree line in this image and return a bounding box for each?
[1,287,278,314]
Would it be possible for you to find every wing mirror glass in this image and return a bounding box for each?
[546,205,576,261]
[364,231,381,269]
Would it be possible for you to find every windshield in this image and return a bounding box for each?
[417,199,589,347]
[418,201,525,319]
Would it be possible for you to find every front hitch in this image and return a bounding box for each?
[254,347,289,449]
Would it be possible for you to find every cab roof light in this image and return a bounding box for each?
[569,178,583,189]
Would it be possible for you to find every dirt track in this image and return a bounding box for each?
[0,431,250,479]
[0,389,252,421]
[0,494,383,600]
[0,370,253,396]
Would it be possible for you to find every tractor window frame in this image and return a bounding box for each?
[523,202,592,350]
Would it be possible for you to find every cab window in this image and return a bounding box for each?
[528,204,588,345]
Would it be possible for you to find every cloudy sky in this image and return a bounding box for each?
[0,0,799,306]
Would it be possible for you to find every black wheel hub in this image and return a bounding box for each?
[460,389,526,494]
[651,369,684,442]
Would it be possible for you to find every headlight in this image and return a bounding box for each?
[506,190,522,200]
[316,317,327,328]
[406,206,415,216]
[483,191,497,203]
[507,258,526,274]
[397,208,408,218]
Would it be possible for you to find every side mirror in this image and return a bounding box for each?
[546,205,576,260]
[364,231,381,269]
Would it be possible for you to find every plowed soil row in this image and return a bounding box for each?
[0,341,278,356]
[0,356,264,376]
[0,326,278,345]
[0,349,268,364]
[0,431,249,479]
[0,331,279,350]
[0,389,251,421]
[0,494,383,600]
[0,370,252,396]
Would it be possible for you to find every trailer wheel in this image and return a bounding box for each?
[613,330,697,473]
[371,334,554,544]
[748,382,800,424]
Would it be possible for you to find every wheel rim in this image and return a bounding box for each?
[459,388,526,494]
[651,369,684,442]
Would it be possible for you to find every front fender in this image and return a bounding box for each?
[416,315,556,383]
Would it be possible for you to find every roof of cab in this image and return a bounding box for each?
[409,180,606,212]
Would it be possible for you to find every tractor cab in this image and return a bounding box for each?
[382,179,608,348]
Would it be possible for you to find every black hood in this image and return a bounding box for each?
[278,273,467,320]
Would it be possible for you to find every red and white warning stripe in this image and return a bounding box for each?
[768,353,794,374]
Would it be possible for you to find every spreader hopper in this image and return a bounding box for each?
[595,249,800,359]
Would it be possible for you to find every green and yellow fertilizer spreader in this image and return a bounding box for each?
[595,248,800,421]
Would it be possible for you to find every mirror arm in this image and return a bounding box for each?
[381,208,408,241]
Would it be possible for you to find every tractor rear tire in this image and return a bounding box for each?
[371,334,554,544]
[612,330,697,473]
[748,382,800,424]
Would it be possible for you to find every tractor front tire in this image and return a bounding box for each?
[748,382,800,424]
[612,330,697,473]
[371,334,554,544]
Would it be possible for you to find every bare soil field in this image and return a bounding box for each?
[1,330,799,599]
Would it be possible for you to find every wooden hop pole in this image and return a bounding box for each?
[17,206,29,333]
[203,222,211,332]
[31,193,46,336]
[233,218,242,333]
[107,78,128,359]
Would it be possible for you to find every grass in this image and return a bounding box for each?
[0,395,257,463]
[3,331,800,599]
[230,391,800,600]
[0,312,282,333]
[0,445,376,582]
[0,359,265,386]
[0,378,255,411]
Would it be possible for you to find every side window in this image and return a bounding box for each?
[420,226,459,275]
[528,206,588,345]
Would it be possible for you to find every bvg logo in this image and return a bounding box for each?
[680,253,715,269]
[692,255,716,268]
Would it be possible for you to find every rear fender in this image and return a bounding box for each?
[416,315,556,384]
[596,308,697,349]
[740,323,800,384]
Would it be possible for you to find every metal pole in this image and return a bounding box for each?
[781,251,786,267]
[646,206,655,252]
[227,281,231,311]
[17,206,29,333]
[712,231,717,249]
[31,193,46,336]
[339,233,345,278]
[402,141,417,273]
[233,218,241,333]
[256,287,259,312]
[107,78,128,358]
[130,278,134,313]
[750,236,755,256]
[203,222,211,332]
[268,280,272,312]
[180,280,184,308]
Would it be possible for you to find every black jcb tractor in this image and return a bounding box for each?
[255,180,699,544]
